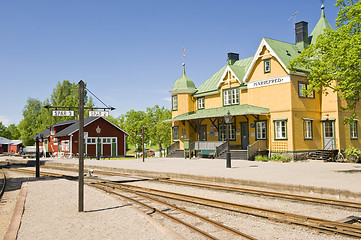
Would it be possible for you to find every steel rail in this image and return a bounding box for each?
[0,170,6,200]
[40,165,361,210]
[90,183,222,240]
[7,167,68,178]
[94,182,257,240]
[158,179,361,209]
[104,182,361,238]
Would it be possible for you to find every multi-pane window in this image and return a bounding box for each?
[303,119,313,139]
[172,95,178,110]
[198,97,205,109]
[223,88,239,106]
[298,82,315,98]
[264,59,271,73]
[256,121,267,140]
[350,120,358,139]
[172,126,179,141]
[274,120,287,140]
[219,124,235,141]
[61,140,69,151]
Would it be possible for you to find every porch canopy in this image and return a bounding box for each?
[165,104,269,122]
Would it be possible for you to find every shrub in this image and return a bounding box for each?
[270,154,291,162]
[344,146,361,163]
[254,155,268,161]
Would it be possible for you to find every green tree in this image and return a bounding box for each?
[122,110,147,151]
[290,0,361,121]
[18,98,43,146]
[0,122,6,137]
[3,124,20,140]
[145,105,171,150]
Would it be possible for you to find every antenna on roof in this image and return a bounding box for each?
[288,11,299,24]
[182,48,186,66]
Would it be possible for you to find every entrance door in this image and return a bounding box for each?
[240,122,249,150]
[199,125,207,141]
[323,121,335,150]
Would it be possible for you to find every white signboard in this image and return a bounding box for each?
[84,132,88,138]
[248,75,290,89]
[52,110,74,117]
[89,111,109,117]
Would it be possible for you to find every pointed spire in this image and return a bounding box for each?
[170,63,196,94]
[308,3,333,45]
[321,4,325,18]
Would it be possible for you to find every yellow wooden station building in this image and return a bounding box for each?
[166,5,361,160]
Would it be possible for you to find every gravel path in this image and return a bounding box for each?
[16,178,175,240]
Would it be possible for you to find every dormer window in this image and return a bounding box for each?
[198,97,205,109]
[264,59,271,73]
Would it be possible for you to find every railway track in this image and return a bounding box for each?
[92,182,257,240]
[99,181,361,238]
[39,164,361,210]
[0,169,6,200]
[7,166,361,238]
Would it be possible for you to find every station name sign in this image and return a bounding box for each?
[88,111,109,117]
[248,75,290,89]
[52,110,74,117]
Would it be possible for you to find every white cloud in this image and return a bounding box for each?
[0,115,11,126]
[162,97,171,102]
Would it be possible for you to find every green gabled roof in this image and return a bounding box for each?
[193,57,252,97]
[170,64,196,94]
[263,37,301,70]
[165,104,269,122]
[309,6,333,45]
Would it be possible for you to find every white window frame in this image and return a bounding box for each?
[264,59,271,73]
[224,88,239,106]
[61,140,70,151]
[172,95,178,111]
[256,121,267,140]
[198,97,205,109]
[274,120,287,140]
[350,120,358,139]
[219,124,235,141]
[303,119,313,139]
[172,126,179,141]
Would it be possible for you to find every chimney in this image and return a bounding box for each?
[227,52,239,65]
[295,21,309,51]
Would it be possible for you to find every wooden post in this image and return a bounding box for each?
[78,80,84,212]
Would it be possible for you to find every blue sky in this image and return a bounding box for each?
[0,0,339,126]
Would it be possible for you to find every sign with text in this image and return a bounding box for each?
[88,111,109,117]
[248,75,290,89]
[52,110,74,117]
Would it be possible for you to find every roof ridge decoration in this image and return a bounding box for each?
[170,63,197,94]
[216,65,242,88]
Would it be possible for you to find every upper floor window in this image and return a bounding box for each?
[298,82,315,98]
[172,95,178,111]
[274,119,287,140]
[350,120,358,139]
[223,88,239,106]
[264,59,271,73]
[256,121,267,140]
[198,97,205,109]
[303,119,313,139]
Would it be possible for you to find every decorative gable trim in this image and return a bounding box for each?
[216,65,242,88]
[242,38,290,83]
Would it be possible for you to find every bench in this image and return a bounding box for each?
[200,150,215,159]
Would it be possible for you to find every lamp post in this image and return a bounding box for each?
[96,125,101,160]
[224,111,232,168]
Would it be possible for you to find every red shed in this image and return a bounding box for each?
[34,117,129,158]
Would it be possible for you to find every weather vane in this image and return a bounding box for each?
[182,48,186,66]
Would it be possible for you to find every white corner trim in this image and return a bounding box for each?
[242,39,290,83]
